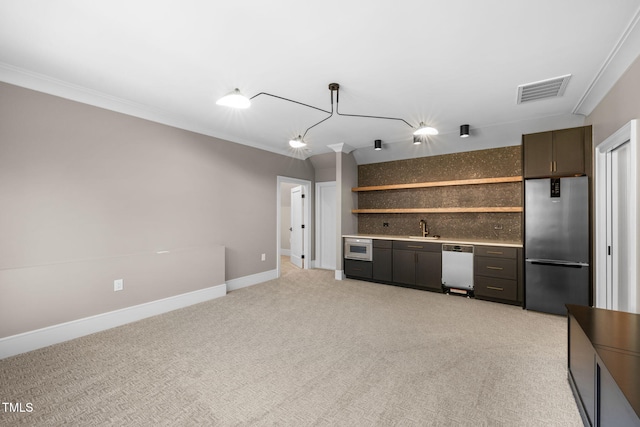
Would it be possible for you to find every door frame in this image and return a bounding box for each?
[277,176,312,277]
[594,120,637,310]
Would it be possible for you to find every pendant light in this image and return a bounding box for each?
[413,122,439,136]
[289,135,307,148]
[215,88,251,109]
[217,83,438,147]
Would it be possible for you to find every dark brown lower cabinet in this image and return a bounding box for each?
[473,245,523,305]
[344,239,521,303]
[392,241,442,292]
[344,259,372,280]
[372,240,392,282]
[567,305,640,426]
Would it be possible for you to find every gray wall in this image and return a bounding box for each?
[586,55,640,146]
[0,82,315,337]
[310,152,337,183]
[585,53,640,310]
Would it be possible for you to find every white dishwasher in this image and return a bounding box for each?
[442,244,474,295]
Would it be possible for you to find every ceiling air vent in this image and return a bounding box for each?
[517,74,571,104]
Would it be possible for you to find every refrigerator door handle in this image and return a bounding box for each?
[526,259,589,268]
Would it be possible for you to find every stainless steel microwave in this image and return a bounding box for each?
[344,238,373,261]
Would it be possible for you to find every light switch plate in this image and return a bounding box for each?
[114,279,124,292]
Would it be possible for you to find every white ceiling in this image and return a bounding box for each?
[1,1,640,164]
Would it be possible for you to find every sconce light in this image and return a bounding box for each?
[374,139,382,151]
[460,124,470,138]
[217,83,437,148]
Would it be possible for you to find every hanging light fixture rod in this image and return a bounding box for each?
[329,83,414,129]
[217,82,438,147]
[249,92,331,114]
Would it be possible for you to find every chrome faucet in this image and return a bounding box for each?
[419,219,429,237]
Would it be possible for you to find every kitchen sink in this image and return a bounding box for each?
[408,235,440,240]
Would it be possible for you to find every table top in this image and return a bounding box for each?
[567,304,640,418]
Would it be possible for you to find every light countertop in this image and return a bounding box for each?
[342,234,523,248]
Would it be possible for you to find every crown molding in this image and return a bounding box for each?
[327,143,355,154]
[0,62,310,160]
[573,6,640,116]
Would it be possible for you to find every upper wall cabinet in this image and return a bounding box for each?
[523,126,591,178]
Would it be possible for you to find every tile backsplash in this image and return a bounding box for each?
[356,146,522,243]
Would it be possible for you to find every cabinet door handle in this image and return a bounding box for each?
[487,286,504,291]
[486,266,504,270]
[553,161,557,172]
[486,251,503,255]
[407,245,423,249]
[550,161,553,172]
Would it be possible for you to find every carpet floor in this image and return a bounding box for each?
[0,266,582,426]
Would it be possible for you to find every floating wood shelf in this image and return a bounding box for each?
[352,207,523,214]
[352,176,522,192]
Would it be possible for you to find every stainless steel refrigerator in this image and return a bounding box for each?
[525,176,589,315]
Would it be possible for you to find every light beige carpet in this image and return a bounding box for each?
[0,267,582,426]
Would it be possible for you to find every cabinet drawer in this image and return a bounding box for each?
[374,239,392,249]
[344,259,372,279]
[475,256,517,280]
[474,276,518,301]
[393,241,440,252]
[474,245,517,259]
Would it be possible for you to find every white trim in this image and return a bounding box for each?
[0,283,227,359]
[276,176,312,278]
[0,63,306,160]
[280,249,291,256]
[573,7,640,115]
[595,120,638,311]
[226,269,278,291]
[335,270,345,280]
[327,143,355,154]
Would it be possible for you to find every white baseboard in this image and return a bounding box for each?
[226,269,278,291]
[280,249,291,256]
[335,270,344,280]
[0,283,227,360]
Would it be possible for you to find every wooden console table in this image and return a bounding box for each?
[567,304,640,426]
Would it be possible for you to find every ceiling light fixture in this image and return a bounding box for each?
[374,139,382,151]
[289,135,307,148]
[413,122,439,136]
[460,124,470,138]
[215,88,251,109]
[217,83,437,147]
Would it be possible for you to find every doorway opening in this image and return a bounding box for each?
[277,176,312,278]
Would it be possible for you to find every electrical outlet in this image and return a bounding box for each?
[261,253,266,261]
[383,222,389,227]
[114,279,124,292]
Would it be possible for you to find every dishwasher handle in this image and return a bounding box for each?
[442,244,474,254]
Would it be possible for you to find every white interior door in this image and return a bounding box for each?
[595,120,638,314]
[316,182,336,270]
[607,140,635,312]
[290,185,304,268]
